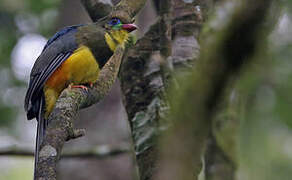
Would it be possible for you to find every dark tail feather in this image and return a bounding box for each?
[34,96,46,180]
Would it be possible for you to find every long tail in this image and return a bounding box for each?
[34,96,46,180]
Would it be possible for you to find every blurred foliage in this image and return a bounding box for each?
[28,0,61,14]
[0,0,61,178]
[0,0,61,127]
[0,158,33,180]
[234,3,292,179]
[199,0,292,179]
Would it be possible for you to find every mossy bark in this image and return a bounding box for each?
[80,0,113,21]
[119,1,204,179]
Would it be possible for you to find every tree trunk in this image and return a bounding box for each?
[119,1,204,179]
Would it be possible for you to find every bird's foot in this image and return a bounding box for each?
[69,84,88,91]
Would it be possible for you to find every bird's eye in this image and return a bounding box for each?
[108,18,121,26]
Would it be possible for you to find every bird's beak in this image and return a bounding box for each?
[122,24,138,32]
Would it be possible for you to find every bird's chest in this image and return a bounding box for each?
[45,45,100,92]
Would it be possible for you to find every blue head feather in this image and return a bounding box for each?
[108,18,121,26]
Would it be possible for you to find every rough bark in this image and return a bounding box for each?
[154,0,273,180]
[119,1,204,179]
[112,0,147,23]
[120,22,162,180]
[81,0,113,21]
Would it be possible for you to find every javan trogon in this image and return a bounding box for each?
[24,16,137,178]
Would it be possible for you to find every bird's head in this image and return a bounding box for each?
[107,18,137,32]
[103,17,137,51]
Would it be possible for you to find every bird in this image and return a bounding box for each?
[24,16,137,178]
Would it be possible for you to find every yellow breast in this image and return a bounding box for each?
[105,29,129,52]
[44,45,100,117]
[45,45,100,90]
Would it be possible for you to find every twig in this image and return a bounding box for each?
[0,143,131,159]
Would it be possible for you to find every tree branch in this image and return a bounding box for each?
[119,1,204,179]
[111,0,148,22]
[80,0,113,21]
[0,143,131,159]
[83,0,148,23]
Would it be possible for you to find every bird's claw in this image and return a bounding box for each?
[69,84,89,91]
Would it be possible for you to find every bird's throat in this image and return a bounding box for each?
[105,30,129,52]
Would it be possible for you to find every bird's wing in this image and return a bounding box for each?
[24,25,81,119]
[23,25,85,180]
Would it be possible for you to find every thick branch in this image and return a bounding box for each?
[83,0,148,23]
[119,1,203,179]
[80,0,113,21]
[35,46,124,180]
[159,0,173,87]
[154,0,273,180]
[112,0,147,22]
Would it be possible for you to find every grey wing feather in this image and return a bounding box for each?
[33,96,44,180]
[25,53,71,109]
[23,27,80,180]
